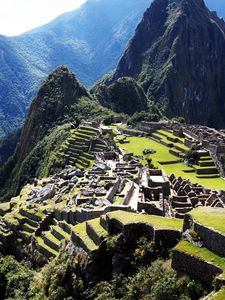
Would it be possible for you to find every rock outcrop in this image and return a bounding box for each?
[16,65,88,163]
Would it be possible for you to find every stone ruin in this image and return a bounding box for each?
[137,168,225,219]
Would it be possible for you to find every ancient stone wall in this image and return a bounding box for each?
[193,222,225,257]
[123,182,135,205]
[138,201,164,216]
[86,222,103,245]
[155,229,181,249]
[172,249,222,285]
[19,209,42,222]
[106,177,121,202]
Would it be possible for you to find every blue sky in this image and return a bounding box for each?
[0,0,87,36]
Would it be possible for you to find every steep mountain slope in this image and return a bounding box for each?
[0,35,44,137]
[110,0,225,128]
[94,77,149,115]
[0,0,150,137]
[0,66,112,200]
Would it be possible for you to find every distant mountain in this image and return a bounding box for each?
[107,0,225,128]
[0,0,150,137]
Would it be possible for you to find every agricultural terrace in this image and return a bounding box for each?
[106,211,183,231]
[211,287,225,300]
[174,241,225,279]
[189,207,225,235]
[116,135,225,190]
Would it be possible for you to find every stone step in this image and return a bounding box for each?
[42,231,61,252]
[36,236,57,259]
[51,225,70,241]
[21,222,36,233]
[82,152,95,160]
[75,133,92,140]
[76,158,90,168]
[199,161,215,167]
[86,218,108,246]
[71,222,98,254]
[79,126,99,134]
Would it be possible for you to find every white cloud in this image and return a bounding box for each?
[0,0,87,36]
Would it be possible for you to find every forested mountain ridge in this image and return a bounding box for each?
[107,0,225,127]
[0,0,150,137]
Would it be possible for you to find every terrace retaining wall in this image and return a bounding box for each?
[194,222,225,257]
[19,209,42,222]
[155,229,181,249]
[86,222,103,245]
[184,215,225,257]
[172,249,222,285]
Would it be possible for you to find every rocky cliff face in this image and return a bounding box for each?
[16,66,88,163]
[0,0,150,137]
[0,66,92,199]
[112,0,225,128]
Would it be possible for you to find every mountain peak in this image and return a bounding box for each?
[16,66,88,163]
[112,0,225,128]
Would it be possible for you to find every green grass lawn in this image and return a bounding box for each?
[117,136,225,190]
[155,130,190,151]
[107,211,183,231]
[211,287,225,300]
[190,207,225,235]
[36,236,58,256]
[87,218,108,238]
[174,241,225,279]
[72,222,98,251]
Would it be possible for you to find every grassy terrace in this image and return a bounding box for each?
[174,241,225,279]
[36,236,58,256]
[51,225,70,239]
[189,207,225,235]
[87,218,108,238]
[72,222,98,252]
[211,287,225,300]
[58,126,99,170]
[44,231,61,247]
[0,202,10,213]
[154,130,189,151]
[116,136,225,190]
[107,211,183,231]
[157,129,185,142]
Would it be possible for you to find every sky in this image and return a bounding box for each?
[0,0,87,36]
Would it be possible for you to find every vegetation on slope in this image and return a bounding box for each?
[94,77,151,115]
[0,66,114,201]
[0,0,150,137]
[0,128,21,167]
[0,239,205,300]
